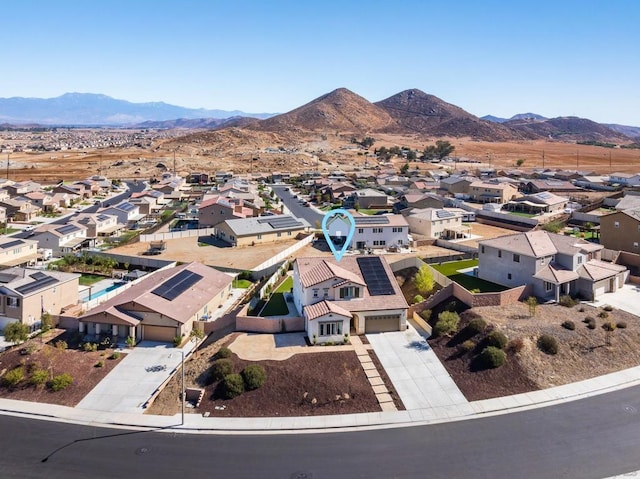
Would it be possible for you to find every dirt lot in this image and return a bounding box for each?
[110,236,301,270]
[428,301,640,400]
[147,333,389,417]
[458,223,519,247]
[0,329,122,407]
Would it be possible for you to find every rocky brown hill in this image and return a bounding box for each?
[374,89,534,141]
[250,88,395,134]
[506,116,630,142]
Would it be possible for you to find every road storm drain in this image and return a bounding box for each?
[135,446,152,456]
[291,472,313,479]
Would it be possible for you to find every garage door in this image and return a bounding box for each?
[365,314,400,333]
[143,325,177,342]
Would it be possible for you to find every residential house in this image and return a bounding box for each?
[152,175,186,200]
[78,262,233,343]
[216,215,310,247]
[72,179,101,197]
[349,189,389,209]
[395,193,445,212]
[408,179,441,192]
[188,172,210,184]
[0,198,41,221]
[0,237,38,268]
[74,213,123,242]
[293,255,408,343]
[613,194,640,211]
[478,230,627,302]
[404,208,469,239]
[24,192,57,213]
[198,195,254,227]
[52,183,88,199]
[439,176,476,196]
[321,181,357,203]
[101,202,144,229]
[32,223,89,255]
[600,208,640,254]
[521,179,582,194]
[0,206,6,225]
[4,181,42,198]
[0,268,79,330]
[323,213,409,250]
[505,191,569,214]
[469,181,519,204]
[130,189,166,216]
[609,172,640,187]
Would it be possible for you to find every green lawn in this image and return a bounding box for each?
[260,293,289,316]
[358,209,389,215]
[79,274,106,286]
[275,276,293,293]
[235,279,253,289]
[431,259,507,292]
[508,211,537,218]
[0,227,20,234]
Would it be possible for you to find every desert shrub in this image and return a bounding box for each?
[419,309,432,322]
[617,321,628,329]
[413,294,424,304]
[584,317,596,329]
[559,295,578,307]
[210,358,233,381]
[55,340,68,350]
[603,305,613,312]
[479,346,506,369]
[3,366,25,387]
[173,335,183,347]
[598,311,609,319]
[486,330,508,349]
[578,306,585,312]
[216,347,232,359]
[110,351,121,360]
[459,339,477,353]
[561,320,576,331]
[48,373,73,391]
[83,342,98,352]
[433,311,460,337]
[241,365,267,390]
[602,321,616,332]
[508,337,525,353]
[95,360,105,368]
[30,369,49,387]
[537,334,558,355]
[222,373,245,399]
[466,318,487,335]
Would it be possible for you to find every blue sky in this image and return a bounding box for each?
[2,0,639,125]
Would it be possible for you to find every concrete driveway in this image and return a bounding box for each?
[76,340,195,414]
[592,283,640,316]
[366,324,468,412]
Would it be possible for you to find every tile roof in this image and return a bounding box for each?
[532,264,579,284]
[304,300,353,321]
[577,260,627,281]
[480,231,602,258]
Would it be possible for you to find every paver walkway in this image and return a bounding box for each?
[366,324,469,413]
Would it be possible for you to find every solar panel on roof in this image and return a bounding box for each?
[356,257,395,296]
[31,272,48,280]
[354,216,390,225]
[267,218,302,229]
[151,270,203,301]
[56,224,78,235]
[536,192,552,199]
[0,273,17,283]
[435,210,455,219]
[15,275,58,295]
[0,239,24,249]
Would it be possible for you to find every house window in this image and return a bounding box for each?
[392,227,403,233]
[545,281,553,292]
[277,232,282,237]
[498,250,502,258]
[313,289,319,298]
[513,254,520,263]
[614,221,619,228]
[358,228,364,234]
[481,246,485,254]
[507,273,512,280]
[577,256,583,264]
[288,231,292,236]
[323,288,329,297]
[319,321,342,336]
[7,297,20,308]
[339,286,360,299]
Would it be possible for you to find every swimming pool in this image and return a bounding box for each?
[83,282,126,301]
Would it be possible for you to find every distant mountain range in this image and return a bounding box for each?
[1,90,638,142]
[0,93,275,125]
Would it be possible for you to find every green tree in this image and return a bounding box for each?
[414,265,435,296]
[400,162,410,174]
[3,322,30,345]
[406,150,417,161]
[516,159,525,167]
[525,296,538,317]
[360,137,375,148]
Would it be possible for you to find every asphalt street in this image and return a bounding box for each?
[271,184,323,226]
[2,384,640,478]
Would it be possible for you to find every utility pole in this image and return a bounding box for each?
[6,153,9,180]
[576,149,579,169]
[542,150,545,169]
[173,150,176,177]
[609,151,612,172]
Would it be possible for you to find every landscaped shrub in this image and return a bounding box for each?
[173,335,183,347]
[30,369,48,387]
[433,311,460,337]
[217,347,232,359]
[2,366,25,387]
[241,365,267,390]
[466,318,487,335]
[559,295,578,307]
[507,338,525,353]
[459,339,477,353]
[617,321,628,329]
[210,359,233,381]
[537,334,559,355]
[479,346,506,369]
[584,317,596,329]
[222,373,245,399]
[419,309,432,322]
[83,342,98,352]
[598,311,609,319]
[602,321,616,332]
[110,351,121,360]
[412,295,424,304]
[95,360,105,368]
[603,305,614,312]
[486,330,508,349]
[561,320,576,331]
[55,340,68,350]
[48,373,73,391]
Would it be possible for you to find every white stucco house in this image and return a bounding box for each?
[324,213,410,251]
[293,256,408,344]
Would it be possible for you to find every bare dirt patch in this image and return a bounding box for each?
[0,329,123,407]
[147,333,383,417]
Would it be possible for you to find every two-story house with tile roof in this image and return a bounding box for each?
[293,255,408,343]
[33,223,89,255]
